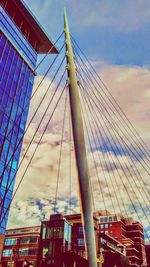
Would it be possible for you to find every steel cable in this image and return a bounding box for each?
[73,51,150,204]
[0,82,67,226]
[0,55,66,191]
[53,85,68,213]
[71,38,150,173]
[0,67,66,215]
[71,35,150,160]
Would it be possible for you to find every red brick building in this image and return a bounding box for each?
[145,244,150,267]
[65,213,129,266]
[1,226,40,267]
[97,211,147,267]
[125,221,146,266]
[1,212,147,267]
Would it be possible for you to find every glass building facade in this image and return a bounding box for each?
[0,0,57,235]
[0,5,35,234]
[38,214,72,267]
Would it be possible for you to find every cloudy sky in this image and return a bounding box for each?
[8,0,150,241]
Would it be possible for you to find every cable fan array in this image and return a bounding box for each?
[0,31,150,242]
[71,35,150,241]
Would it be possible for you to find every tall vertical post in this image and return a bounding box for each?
[64,9,97,267]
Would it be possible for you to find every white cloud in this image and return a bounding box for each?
[7,65,150,238]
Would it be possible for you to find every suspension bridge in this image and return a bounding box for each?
[0,9,150,267]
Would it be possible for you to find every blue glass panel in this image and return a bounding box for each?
[0,162,4,176]
[5,197,11,209]
[0,33,6,57]
[1,175,8,189]
[0,186,5,200]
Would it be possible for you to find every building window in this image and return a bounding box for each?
[109,217,112,222]
[105,224,108,228]
[64,222,71,241]
[104,217,108,222]
[42,247,48,258]
[42,225,46,240]
[5,238,17,246]
[100,225,104,229]
[30,237,38,243]
[28,248,37,255]
[20,237,30,244]
[5,230,21,235]
[20,228,40,233]
[100,238,105,244]
[19,236,38,244]
[105,231,108,234]
[114,216,117,221]
[19,248,28,256]
[3,249,12,257]
[78,238,84,246]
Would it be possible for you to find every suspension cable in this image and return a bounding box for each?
[0,82,67,226]
[35,31,64,71]
[77,65,150,215]
[81,86,124,215]
[2,43,65,144]
[0,55,66,190]
[80,97,105,213]
[72,50,150,239]
[0,31,64,110]
[72,39,150,172]
[79,76,150,224]
[73,44,150,171]
[0,68,67,213]
[53,85,68,213]
[73,51,150,202]
[75,57,129,215]
[71,35,150,159]
[74,54,117,215]
[80,82,150,240]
